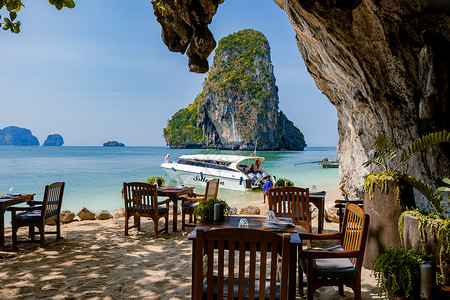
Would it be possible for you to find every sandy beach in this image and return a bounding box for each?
[0,187,380,299]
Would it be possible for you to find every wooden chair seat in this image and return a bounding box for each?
[127,205,168,214]
[300,245,356,279]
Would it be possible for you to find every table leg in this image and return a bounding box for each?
[289,241,297,299]
[171,196,178,232]
[191,239,196,299]
[0,208,5,250]
[318,198,324,234]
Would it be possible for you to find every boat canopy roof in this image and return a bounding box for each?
[178,154,265,165]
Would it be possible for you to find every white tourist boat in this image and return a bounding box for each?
[161,154,275,191]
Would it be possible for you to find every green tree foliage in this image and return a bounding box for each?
[205,29,272,101]
[1,0,75,34]
[164,101,204,147]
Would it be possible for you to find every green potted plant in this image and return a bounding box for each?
[274,178,293,187]
[364,131,450,211]
[362,131,450,268]
[193,198,230,221]
[373,247,431,299]
[146,176,166,186]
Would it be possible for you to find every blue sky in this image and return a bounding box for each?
[0,0,338,147]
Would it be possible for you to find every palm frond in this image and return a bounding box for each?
[400,174,443,214]
[396,130,450,172]
[364,134,396,170]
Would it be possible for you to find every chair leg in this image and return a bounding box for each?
[307,260,315,300]
[164,214,169,233]
[125,215,129,236]
[355,274,362,300]
[298,259,304,296]
[182,210,186,231]
[154,218,158,238]
[39,225,45,247]
[29,225,35,241]
[339,284,344,296]
[134,215,140,231]
[12,225,18,251]
[56,218,61,239]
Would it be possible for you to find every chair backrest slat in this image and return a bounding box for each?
[194,228,290,300]
[42,182,65,222]
[341,204,370,266]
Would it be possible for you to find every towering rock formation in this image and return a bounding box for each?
[164,29,306,150]
[153,0,450,208]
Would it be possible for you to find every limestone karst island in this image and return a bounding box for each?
[164,29,306,151]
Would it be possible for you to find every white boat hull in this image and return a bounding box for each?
[161,163,251,191]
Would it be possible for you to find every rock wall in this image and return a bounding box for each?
[281,0,450,205]
[153,0,450,207]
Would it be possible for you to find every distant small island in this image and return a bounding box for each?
[103,141,125,147]
[43,134,64,146]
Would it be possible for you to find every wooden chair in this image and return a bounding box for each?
[298,203,370,300]
[181,179,219,230]
[334,199,364,231]
[9,182,65,250]
[193,228,291,300]
[123,182,170,238]
[267,186,311,247]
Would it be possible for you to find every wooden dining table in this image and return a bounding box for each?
[0,193,35,250]
[157,186,193,232]
[188,216,301,299]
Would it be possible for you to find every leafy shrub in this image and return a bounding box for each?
[193,198,230,221]
[274,178,293,187]
[373,247,431,299]
[146,176,165,186]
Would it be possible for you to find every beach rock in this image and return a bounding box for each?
[42,134,64,146]
[77,207,95,220]
[239,206,260,215]
[230,207,238,215]
[163,29,306,151]
[153,1,450,208]
[112,207,125,219]
[0,126,39,146]
[326,207,340,223]
[60,209,75,223]
[95,209,112,220]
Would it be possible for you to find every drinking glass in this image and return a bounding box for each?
[238,218,249,228]
[9,187,16,195]
[265,210,276,222]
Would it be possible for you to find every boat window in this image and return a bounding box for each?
[177,159,237,172]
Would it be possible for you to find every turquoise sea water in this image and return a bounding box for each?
[0,146,338,226]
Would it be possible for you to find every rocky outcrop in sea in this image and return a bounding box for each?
[42,134,64,146]
[0,126,39,146]
[164,29,306,151]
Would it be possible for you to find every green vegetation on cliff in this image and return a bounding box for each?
[206,29,272,101]
[163,100,204,147]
